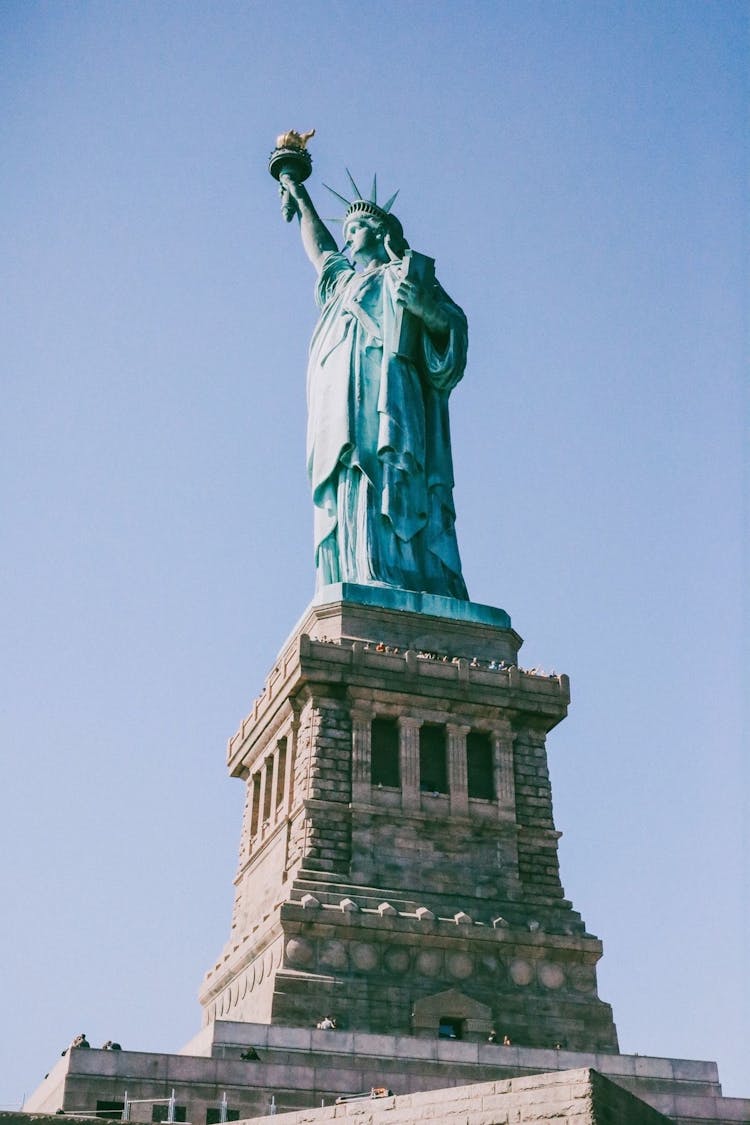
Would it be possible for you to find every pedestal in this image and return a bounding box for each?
[199,589,618,1052]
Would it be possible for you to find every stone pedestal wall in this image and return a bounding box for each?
[199,595,618,1052]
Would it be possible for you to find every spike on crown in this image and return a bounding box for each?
[323,171,401,234]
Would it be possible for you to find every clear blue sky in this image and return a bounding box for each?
[1,0,746,1106]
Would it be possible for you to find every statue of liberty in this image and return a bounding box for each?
[270,132,468,601]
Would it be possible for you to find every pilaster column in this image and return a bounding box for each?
[491,720,516,814]
[351,707,373,805]
[244,773,257,859]
[282,707,299,818]
[447,722,471,816]
[269,746,280,827]
[249,771,260,840]
[281,709,299,880]
[257,759,269,838]
[398,716,422,810]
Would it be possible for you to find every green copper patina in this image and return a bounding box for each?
[271,134,468,601]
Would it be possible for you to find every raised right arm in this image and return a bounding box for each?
[280,174,337,274]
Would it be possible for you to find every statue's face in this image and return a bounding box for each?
[344,216,387,265]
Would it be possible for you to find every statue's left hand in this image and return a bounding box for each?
[394,277,449,335]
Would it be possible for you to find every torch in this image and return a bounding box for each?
[268,129,315,221]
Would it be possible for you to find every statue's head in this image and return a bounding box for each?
[325,172,408,260]
[343,200,407,261]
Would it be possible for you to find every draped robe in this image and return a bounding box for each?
[306,250,468,599]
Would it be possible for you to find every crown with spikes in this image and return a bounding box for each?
[323,169,401,233]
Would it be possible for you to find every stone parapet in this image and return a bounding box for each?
[21,1030,749,1125]
[225,589,569,778]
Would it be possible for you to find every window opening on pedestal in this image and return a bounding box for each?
[467,731,494,799]
[151,1098,186,1125]
[419,724,448,793]
[206,1111,239,1124]
[152,1106,186,1124]
[371,717,400,786]
[438,1016,464,1040]
[96,1101,124,1120]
